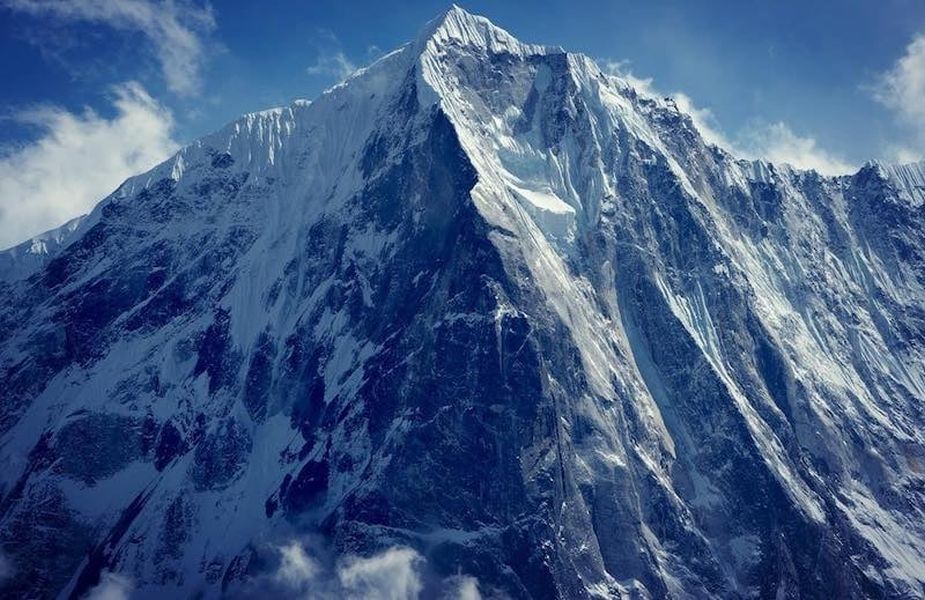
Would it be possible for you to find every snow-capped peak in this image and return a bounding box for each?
[1,8,924,600]
[416,4,552,57]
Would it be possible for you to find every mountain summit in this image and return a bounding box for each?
[1,7,924,599]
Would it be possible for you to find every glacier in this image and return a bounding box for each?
[0,6,924,599]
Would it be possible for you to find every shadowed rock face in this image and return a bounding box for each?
[1,7,924,599]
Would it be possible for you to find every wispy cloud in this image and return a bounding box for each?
[738,121,853,175]
[601,59,734,150]
[872,32,925,161]
[249,540,483,599]
[304,28,358,82]
[306,51,357,81]
[445,575,482,600]
[338,547,424,600]
[2,0,216,96]
[671,92,736,151]
[0,82,178,249]
[602,59,854,175]
[270,543,424,599]
[273,541,321,589]
[84,571,133,600]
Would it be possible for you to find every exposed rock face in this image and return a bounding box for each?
[1,7,924,599]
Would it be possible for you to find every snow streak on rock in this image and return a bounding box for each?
[0,6,924,599]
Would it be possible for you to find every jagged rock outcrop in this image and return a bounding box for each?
[1,6,924,599]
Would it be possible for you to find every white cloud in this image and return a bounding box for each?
[884,144,923,164]
[306,51,357,82]
[738,121,854,176]
[3,0,215,96]
[600,59,656,97]
[337,547,424,600]
[274,541,321,589]
[672,92,736,151]
[304,29,358,83]
[602,59,853,175]
[0,82,178,249]
[84,571,133,600]
[602,59,733,148]
[266,542,428,599]
[875,34,925,126]
[874,33,925,156]
[445,575,482,600]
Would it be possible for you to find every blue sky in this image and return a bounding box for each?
[1,0,924,248]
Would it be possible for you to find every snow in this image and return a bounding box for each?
[415,5,553,58]
[872,159,925,206]
[0,6,923,600]
[0,214,87,281]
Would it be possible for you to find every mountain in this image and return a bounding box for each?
[1,6,924,599]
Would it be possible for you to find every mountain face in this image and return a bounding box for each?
[2,6,925,599]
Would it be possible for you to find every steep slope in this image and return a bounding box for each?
[1,6,924,599]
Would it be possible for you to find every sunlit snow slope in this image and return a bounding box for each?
[1,6,924,599]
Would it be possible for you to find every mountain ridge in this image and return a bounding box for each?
[3,6,922,266]
[0,6,924,599]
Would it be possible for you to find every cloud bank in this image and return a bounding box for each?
[0,82,178,249]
